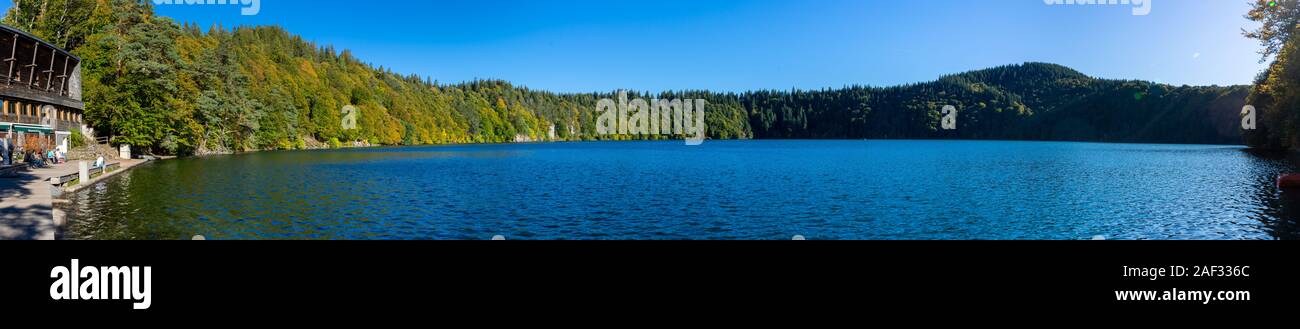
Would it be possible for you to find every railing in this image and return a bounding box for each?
[50,171,79,185]
[0,79,53,93]
[0,113,41,125]
[49,162,120,186]
[0,114,81,128]
[57,120,79,129]
[0,80,68,98]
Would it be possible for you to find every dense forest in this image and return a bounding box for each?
[1244,0,1300,150]
[2,0,1252,155]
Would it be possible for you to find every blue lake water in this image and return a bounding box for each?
[62,140,1300,240]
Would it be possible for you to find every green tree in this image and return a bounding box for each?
[78,0,180,151]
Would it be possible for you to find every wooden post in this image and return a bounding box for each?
[58,56,68,95]
[45,50,55,92]
[5,33,17,85]
[27,42,38,89]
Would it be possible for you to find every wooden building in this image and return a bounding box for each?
[0,23,84,157]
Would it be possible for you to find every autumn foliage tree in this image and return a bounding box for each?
[1,0,1254,155]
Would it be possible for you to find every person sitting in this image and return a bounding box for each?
[93,155,105,169]
[27,150,44,168]
[46,149,56,164]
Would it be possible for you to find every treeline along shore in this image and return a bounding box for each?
[4,0,1253,157]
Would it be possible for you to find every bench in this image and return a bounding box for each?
[49,172,79,185]
[48,162,121,186]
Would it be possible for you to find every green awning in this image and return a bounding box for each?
[5,124,53,134]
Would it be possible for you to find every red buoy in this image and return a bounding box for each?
[1279,174,1300,189]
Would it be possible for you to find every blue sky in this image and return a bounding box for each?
[5,0,1273,92]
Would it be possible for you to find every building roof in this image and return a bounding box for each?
[0,23,84,110]
[0,23,79,62]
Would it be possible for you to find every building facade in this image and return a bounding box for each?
[0,24,84,162]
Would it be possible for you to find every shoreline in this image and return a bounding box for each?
[53,158,153,240]
[57,158,152,195]
[0,158,153,240]
[181,137,1253,158]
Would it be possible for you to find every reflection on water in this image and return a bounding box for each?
[1240,149,1300,240]
[60,141,1300,240]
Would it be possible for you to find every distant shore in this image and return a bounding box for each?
[175,137,1252,158]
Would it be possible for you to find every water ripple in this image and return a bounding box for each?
[59,141,1300,240]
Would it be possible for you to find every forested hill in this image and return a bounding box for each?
[4,1,1249,156]
[743,63,1247,144]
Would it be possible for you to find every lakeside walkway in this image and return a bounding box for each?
[0,159,147,240]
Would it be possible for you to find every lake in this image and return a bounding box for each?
[60,140,1300,240]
